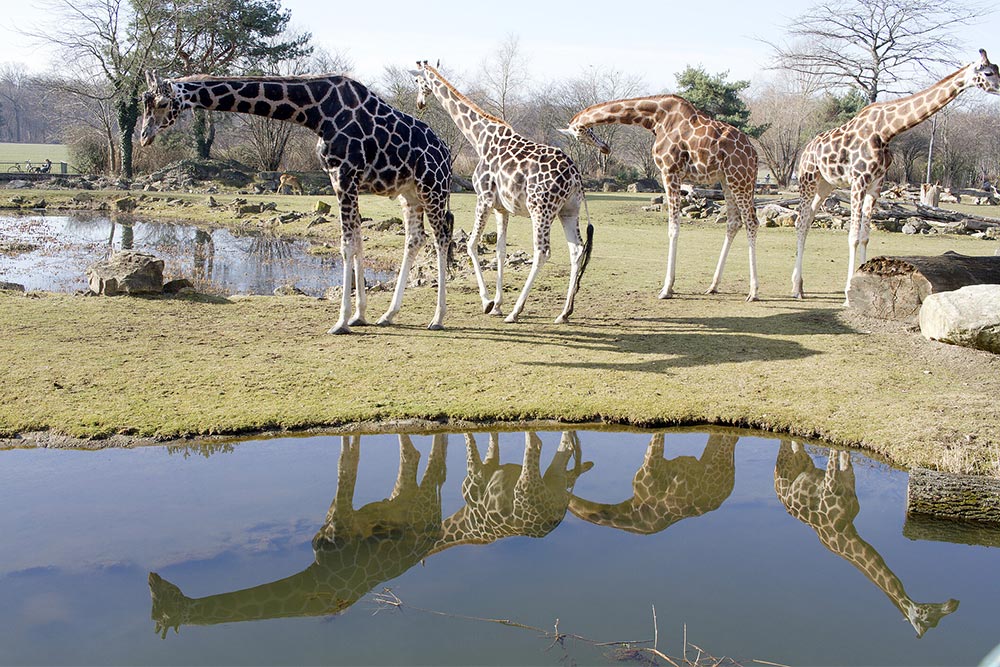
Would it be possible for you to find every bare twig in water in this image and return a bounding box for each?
[371,588,767,666]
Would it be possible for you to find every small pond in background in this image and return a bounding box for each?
[0,213,390,296]
[1,429,998,666]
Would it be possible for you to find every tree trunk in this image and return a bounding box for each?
[115,94,139,180]
[907,467,1000,525]
[847,251,1000,322]
[193,110,216,159]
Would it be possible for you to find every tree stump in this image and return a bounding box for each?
[907,468,1000,525]
[847,251,1000,322]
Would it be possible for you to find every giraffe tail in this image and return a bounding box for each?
[445,210,455,266]
[575,196,595,291]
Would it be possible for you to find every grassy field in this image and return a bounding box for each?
[0,142,71,173]
[1,189,999,474]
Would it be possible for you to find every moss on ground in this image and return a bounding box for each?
[1,189,999,474]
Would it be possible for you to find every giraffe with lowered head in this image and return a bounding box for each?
[140,71,454,334]
[411,61,593,324]
[794,50,1000,304]
[561,95,761,301]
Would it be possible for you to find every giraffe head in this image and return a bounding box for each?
[966,49,1000,95]
[410,61,435,110]
[557,126,612,155]
[139,70,183,146]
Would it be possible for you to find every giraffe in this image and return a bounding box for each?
[561,95,761,301]
[794,50,1000,304]
[774,440,959,638]
[427,431,593,553]
[148,434,447,636]
[411,62,594,324]
[139,71,453,334]
[568,432,737,534]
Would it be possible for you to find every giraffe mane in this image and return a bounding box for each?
[170,73,348,84]
[422,64,511,127]
[571,94,696,123]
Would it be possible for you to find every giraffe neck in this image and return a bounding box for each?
[569,95,691,132]
[422,66,508,153]
[169,74,363,133]
[870,67,971,140]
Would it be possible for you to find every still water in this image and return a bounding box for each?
[0,214,386,296]
[0,429,997,666]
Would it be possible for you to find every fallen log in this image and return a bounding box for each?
[907,468,1000,525]
[847,251,1000,322]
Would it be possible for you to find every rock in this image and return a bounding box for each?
[626,179,661,193]
[315,200,332,215]
[72,192,94,203]
[162,278,195,294]
[603,182,622,192]
[761,203,797,228]
[115,197,137,213]
[86,251,164,296]
[642,204,662,212]
[0,281,26,292]
[650,195,664,204]
[207,196,218,208]
[919,284,1000,353]
[5,180,31,189]
[274,284,306,296]
[236,203,262,216]
[306,215,328,228]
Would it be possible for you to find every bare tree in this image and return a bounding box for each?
[477,34,530,125]
[766,0,988,103]
[748,74,824,186]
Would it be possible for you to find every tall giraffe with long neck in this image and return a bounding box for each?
[411,62,594,323]
[561,95,760,301]
[774,441,959,638]
[139,71,453,334]
[794,50,1000,304]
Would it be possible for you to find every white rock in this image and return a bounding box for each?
[919,284,1000,354]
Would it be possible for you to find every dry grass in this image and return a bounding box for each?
[1,189,999,474]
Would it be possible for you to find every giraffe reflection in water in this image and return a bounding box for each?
[149,434,447,636]
[148,431,590,635]
[774,440,959,637]
[568,433,737,534]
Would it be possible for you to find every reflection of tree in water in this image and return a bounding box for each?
[774,441,959,638]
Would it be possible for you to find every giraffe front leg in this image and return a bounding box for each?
[846,182,881,307]
[707,181,741,296]
[659,178,682,299]
[792,177,829,299]
[844,183,867,307]
[328,186,361,334]
[349,248,368,327]
[328,230,356,335]
[466,194,496,314]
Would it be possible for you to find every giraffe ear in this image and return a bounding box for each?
[980,49,990,65]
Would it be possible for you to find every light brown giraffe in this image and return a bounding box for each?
[140,71,453,334]
[427,431,593,552]
[794,50,1000,304]
[412,62,594,324]
[148,434,447,636]
[774,440,959,638]
[568,432,737,534]
[561,95,760,301]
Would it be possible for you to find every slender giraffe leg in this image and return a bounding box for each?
[658,176,682,299]
[328,184,362,334]
[792,176,832,299]
[426,198,451,331]
[378,194,426,326]
[390,434,421,500]
[504,208,553,324]
[492,210,508,316]
[846,177,882,306]
[706,180,742,297]
[555,205,586,324]
[844,179,869,306]
[467,192,495,314]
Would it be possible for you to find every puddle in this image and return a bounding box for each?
[0,429,997,666]
[0,213,390,296]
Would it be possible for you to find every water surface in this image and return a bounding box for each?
[0,429,997,666]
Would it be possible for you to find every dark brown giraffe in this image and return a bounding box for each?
[562,95,760,301]
[411,62,593,324]
[140,71,454,333]
[794,50,1000,304]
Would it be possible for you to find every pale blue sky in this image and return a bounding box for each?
[3,0,1000,93]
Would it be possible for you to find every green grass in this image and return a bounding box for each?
[1,189,999,475]
[0,142,72,173]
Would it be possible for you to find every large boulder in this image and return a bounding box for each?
[919,284,1000,353]
[86,251,164,296]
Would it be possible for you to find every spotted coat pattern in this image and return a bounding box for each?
[139,71,454,333]
[794,50,1000,303]
[412,62,594,324]
[148,435,447,635]
[774,441,959,637]
[568,432,736,534]
[564,96,760,301]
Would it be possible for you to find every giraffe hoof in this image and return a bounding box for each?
[554,315,569,325]
[704,288,719,295]
[348,317,368,327]
[503,313,519,324]
[657,291,674,300]
[746,295,760,303]
[327,324,351,335]
[427,322,444,331]
[482,300,495,314]
[488,306,504,316]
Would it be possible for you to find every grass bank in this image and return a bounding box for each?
[1,189,999,474]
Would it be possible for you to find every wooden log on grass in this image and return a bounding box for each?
[907,467,1000,525]
[847,251,1000,322]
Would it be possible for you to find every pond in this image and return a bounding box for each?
[1,429,998,666]
[0,213,388,296]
